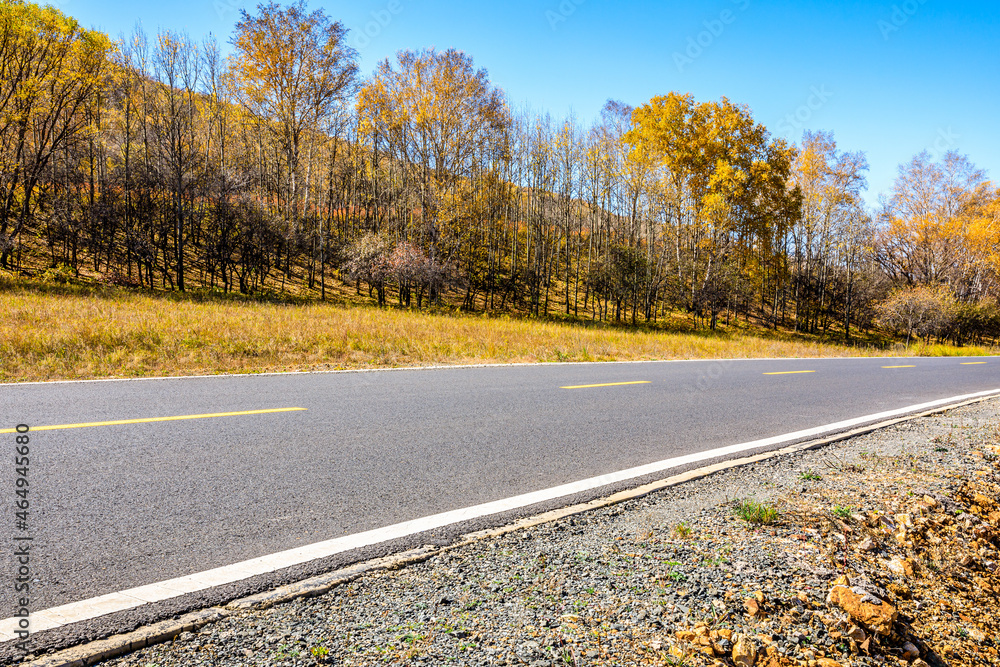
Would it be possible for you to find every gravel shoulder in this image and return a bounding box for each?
[27,399,1000,667]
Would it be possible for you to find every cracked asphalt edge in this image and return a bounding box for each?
[17,393,1000,667]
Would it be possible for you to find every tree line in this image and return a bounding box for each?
[1,0,998,345]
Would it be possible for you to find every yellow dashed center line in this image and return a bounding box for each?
[763,371,817,376]
[0,408,307,434]
[883,365,917,369]
[561,381,652,390]
[961,362,988,365]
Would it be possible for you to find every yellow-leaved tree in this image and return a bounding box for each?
[0,0,110,268]
[625,93,800,328]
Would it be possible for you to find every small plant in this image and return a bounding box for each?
[934,447,949,453]
[833,505,853,519]
[310,645,329,661]
[799,470,822,481]
[40,263,76,284]
[733,499,780,525]
[673,521,693,538]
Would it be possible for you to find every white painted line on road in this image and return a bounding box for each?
[2,387,999,641]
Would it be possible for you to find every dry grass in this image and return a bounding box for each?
[0,282,993,383]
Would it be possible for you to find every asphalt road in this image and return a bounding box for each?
[4,357,999,612]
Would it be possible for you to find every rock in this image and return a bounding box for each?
[858,537,877,552]
[900,642,920,660]
[957,554,976,568]
[912,660,931,667]
[816,660,843,667]
[826,586,897,636]
[884,556,916,577]
[732,635,758,667]
[846,625,866,642]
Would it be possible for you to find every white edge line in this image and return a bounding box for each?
[1,387,998,641]
[2,355,996,388]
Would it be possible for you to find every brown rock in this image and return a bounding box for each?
[816,660,843,667]
[885,556,916,577]
[827,586,897,636]
[846,625,867,642]
[973,493,994,508]
[732,635,758,667]
[901,642,920,660]
[744,597,761,617]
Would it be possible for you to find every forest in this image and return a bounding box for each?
[1,0,999,347]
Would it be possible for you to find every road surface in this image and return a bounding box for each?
[2,356,998,635]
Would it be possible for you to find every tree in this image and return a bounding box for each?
[876,285,956,345]
[876,151,997,299]
[0,1,110,268]
[343,231,392,305]
[626,94,800,328]
[790,131,871,336]
[357,48,510,263]
[231,1,358,234]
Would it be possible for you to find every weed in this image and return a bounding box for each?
[310,646,329,661]
[799,470,822,481]
[673,522,693,539]
[832,505,853,519]
[733,499,780,525]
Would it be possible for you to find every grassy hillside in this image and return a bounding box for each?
[0,279,992,383]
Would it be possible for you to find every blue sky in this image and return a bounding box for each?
[59,0,999,205]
